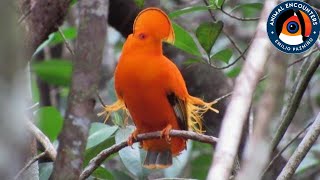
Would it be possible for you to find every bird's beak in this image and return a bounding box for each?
[164,26,175,44]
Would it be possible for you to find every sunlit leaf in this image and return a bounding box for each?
[211,48,233,64]
[32,59,72,87]
[196,21,223,55]
[172,23,201,57]
[169,5,217,19]
[35,107,63,142]
[86,123,118,149]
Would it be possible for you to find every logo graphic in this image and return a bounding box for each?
[267,1,320,54]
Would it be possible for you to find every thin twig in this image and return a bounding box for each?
[96,92,106,107]
[26,120,57,161]
[18,7,33,25]
[219,7,260,21]
[288,48,319,67]
[277,113,320,180]
[80,130,218,179]
[58,27,75,56]
[261,120,313,177]
[14,152,46,180]
[271,53,320,151]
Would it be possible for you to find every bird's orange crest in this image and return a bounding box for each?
[133,7,175,44]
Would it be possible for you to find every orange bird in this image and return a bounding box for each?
[100,7,218,169]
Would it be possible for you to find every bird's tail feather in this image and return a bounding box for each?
[186,96,219,133]
[143,150,172,169]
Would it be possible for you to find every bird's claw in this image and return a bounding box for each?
[127,129,139,148]
[160,124,172,143]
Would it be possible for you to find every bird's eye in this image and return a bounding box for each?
[138,33,147,40]
[287,21,299,34]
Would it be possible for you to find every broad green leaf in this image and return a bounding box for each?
[164,141,193,177]
[169,5,217,19]
[31,75,40,103]
[32,59,72,87]
[196,21,223,55]
[211,48,233,64]
[84,136,115,166]
[226,65,241,78]
[35,107,63,141]
[39,162,53,180]
[115,126,149,178]
[172,23,201,57]
[92,167,114,180]
[191,141,213,179]
[232,3,263,17]
[134,0,144,8]
[86,123,118,149]
[183,58,201,65]
[49,27,77,46]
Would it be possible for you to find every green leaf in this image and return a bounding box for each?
[115,126,149,178]
[209,0,224,8]
[84,137,115,166]
[39,162,53,180]
[49,27,77,46]
[169,5,217,19]
[134,0,144,8]
[32,59,72,87]
[183,58,201,65]
[35,107,63,141]
[196,21,223,55]
[86,123,118,149]
[226,65,241,78]
[172,23,201,57]
[232,3,263,17]
[92,167,114,180]
[211,48,233,64]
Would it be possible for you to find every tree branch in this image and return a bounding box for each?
[14,152,46,180]
[271,53,320,151]
[80,130,218,179]
[276,113,320,180]
[207,1,276,179]
[51,0,108,178]
[262,120,313,177]
[26,120,57,161]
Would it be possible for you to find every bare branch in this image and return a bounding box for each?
[14,152,46,180]
[271,53,320,151]
[277,113,320,180]
[262,120,313,177]
[26,120,57,161]
[207,1,277,179]
[80,130,218,179]
[237,52,287,180]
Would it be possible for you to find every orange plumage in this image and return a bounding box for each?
[100,7,218,169]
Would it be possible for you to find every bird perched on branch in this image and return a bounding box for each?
[99,7,218,169]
